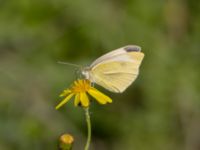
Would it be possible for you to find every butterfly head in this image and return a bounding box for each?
[81,67,91,80]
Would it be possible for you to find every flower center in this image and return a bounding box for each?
[71,80,91,93]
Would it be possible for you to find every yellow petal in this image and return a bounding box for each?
[88,87,112,104]
[80,92,89,107]
[55,93,74,110]
[74,94,80,106]
[59,89,71,97]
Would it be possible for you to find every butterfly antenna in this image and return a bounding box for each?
[57,61,82,68]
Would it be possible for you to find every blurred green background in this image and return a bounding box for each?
[0,0,200,150]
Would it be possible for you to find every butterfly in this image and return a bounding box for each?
[81,45,144,93]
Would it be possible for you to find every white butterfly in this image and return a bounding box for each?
[81,45,144,93]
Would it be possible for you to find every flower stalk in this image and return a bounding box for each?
[84,107,91,150]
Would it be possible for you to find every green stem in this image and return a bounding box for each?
[84,107,91,150]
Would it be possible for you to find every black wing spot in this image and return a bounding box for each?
[124,45,141,52]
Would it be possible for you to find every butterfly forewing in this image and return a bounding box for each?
[90,45,141,68]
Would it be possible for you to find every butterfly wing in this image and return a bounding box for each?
[90,45,141,67]
[89,46,144,93]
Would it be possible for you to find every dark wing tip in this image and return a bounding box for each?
[124,45,141,52]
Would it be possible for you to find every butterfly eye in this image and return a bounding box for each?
[75,68,82,79]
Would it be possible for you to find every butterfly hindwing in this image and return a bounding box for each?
[89,51,144,93]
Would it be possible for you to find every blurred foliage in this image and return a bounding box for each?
[0,0,200,150]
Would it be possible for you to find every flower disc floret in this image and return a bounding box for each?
[71,80,90,93]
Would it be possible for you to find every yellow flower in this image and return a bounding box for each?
[55,79,112,109]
